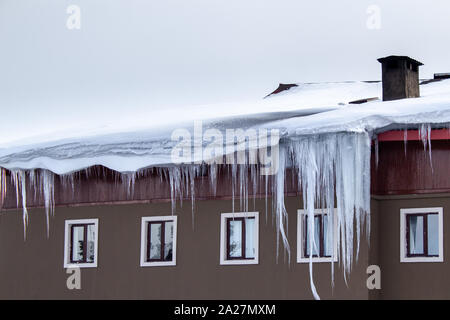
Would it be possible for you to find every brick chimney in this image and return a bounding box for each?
[377,56,423,101]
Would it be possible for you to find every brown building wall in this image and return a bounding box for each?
[371,140,450,195]
[0,196,370,299]
[368,198,380,300]
[375,193,450,300]
[2,135,448,299]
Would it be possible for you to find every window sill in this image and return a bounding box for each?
[297,257,337,264]
[64,262,97,269]
[140,261,176,267]
[220,259,259,266]
[400,256,444,263]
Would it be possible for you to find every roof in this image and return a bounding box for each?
[265,83,298,97]
[435,73,450,79]
[2,79,450,174]
[377,55,424,66]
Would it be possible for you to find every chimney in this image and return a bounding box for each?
[377,55,423,101]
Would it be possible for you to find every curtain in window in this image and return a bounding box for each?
[245,218,255,258]
[163,222,174,261]
[150,223,162,260]
[72,226,84,262]
[427,214,439,256]
[229,220,242,258]
[409,216,424,255]
[86,224,96,262]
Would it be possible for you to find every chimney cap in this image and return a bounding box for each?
[377,55,423,66]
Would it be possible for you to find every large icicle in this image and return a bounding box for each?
[273,145,290,264]
[286,132,371,298]
[419,123,433,171]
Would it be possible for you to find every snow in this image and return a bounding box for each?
[1,80,450,173]
[275,80,450,137]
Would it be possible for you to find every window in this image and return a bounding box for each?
[400,208,443,263]
[297,209,337,263]
[64,219,98,268]
[140,216,177,267]
[220,212,259,265]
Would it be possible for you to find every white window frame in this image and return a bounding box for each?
[220,212,259,265]
[297,209,338,263]
[64,218,99,269]
[140,216,178,267]
[400,207,444,263]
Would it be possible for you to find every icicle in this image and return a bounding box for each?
[209,164,217,197]
[289,137,320,298]
[273,145,290,264]
[374,135,379,169]
[28,170,38,202]
[40,170,55,238]
[239,163,249,212]
[419,124,433,172]
[427,125,433,172]
[403,127,408,157]
[250,164,258,211]
[122,172,137,199]
[168,167,179,215]
[0,168,6,209]
[287,132,371,298]
[61,173,76,199]
[188,166,196,229]
[419,123,428,152]
[11,170,28,240]
[264,171,269,224]
[231,164,237,213]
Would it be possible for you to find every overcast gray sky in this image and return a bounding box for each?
[1,0,450,141]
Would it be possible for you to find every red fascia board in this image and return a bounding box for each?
[378,129,450,141]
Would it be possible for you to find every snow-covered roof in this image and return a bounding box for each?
[1,79,450,174]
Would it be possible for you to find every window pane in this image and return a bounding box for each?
[427,214,439,256]
[245,218,255,258]
[149,223,162,260]
[163,221,174,261]
[71,226,85,262]
[323,215,332,257]
[228,219,242,258]
[305,216,320,257]
[409,216,424,255]
[86,224,96,263]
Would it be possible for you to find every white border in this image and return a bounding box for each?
[220,212,259,265]
[297,209,338,263]
[140,216,178,267]
[400,207,444,263]
[64,218,99,268]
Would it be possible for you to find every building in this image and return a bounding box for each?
[1,57,450,299]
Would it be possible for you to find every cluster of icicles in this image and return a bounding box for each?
[4,127,431,299]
